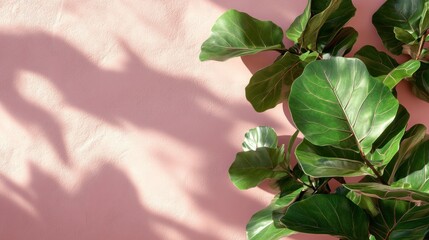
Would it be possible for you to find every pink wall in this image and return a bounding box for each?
[0,0,427,239]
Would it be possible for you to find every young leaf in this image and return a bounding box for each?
[366,105,409,167]
[392,140,429,193]
[229,147,286,190]
[354,45,398,77]
[373,0,424,55]
[393,27,418,44]
[199,9,284,61]
[344,182,429,205]
[281,194,369,240]
[289,57,399,155]
[242,126,278,151]
[286,0,311,43]
[419,1,429,35]
[246,52,315,112]
[370,200,429,240]
[295,139,372,177]
[322,27,358,56]
[376,60,421,90]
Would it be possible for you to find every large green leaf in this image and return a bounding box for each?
[200,9,284,61]
[370,200,429,240]
[286,0,311,43]
[376,60,421,90]
[302,0,355,51]
[420,2,429,34]
[354,45,398,77]
[386,124,427,184]
[229,147,286,190]
[322,27,358,56]
[392,140,429,193]
[281,194,369,240]
[344,182,429,205]
[242,126,278,151]
[295,139,372,177]
[373,0,425,55]
[289,57,399,155]
[246,52,317,112]
[366,105,409,167]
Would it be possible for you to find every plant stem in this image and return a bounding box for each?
[286,171,315,190]
[363,158,386,185]
[416,31,428,60]
[314,178,331,194]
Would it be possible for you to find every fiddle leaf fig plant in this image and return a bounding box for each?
[200,0,429,239]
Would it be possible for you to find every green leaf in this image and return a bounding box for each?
[295,139,372,177]
[229,147,286,190]
[366,105,409,167]
[393,27,418,44]
[289,57,399,155]
[420,2,429,34]
[286,0,311,43]
[246,204,295,240]
[336,186,379,217]
[322,27,358,56]
[281,194,369,240]
[354,45,398,77]
[376,60,421,90]
[373,0,425,55]
[246,52,313,112]
[386,124,427,184]
[242,126,278,151]
[302,0,356,52]
[200,9,284,61]
[392,140,429,193]
[285,130,299,167]
[344,182,429,205]
[370,200,429,240]
[314,0,356,52]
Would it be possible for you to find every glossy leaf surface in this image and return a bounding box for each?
[373,0,424,55]
[344,182,429,205]
[376,60,420,90]
[286,0,311,43]
[370,200,429,240]
[229,147,285,190]
[386,124,427,183]
[354,45,398,77]
[289,57,399,155]
[242,126,278,151]
[295,139,372,177]
[366,105,409,167]
[200,10,284,61]
[281,194,369,240]
[246,52,316,112]
[323,27,358,56]
[392,140,429,193]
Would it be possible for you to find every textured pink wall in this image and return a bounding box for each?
[0,0,427,240]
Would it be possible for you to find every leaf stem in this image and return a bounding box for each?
[363,158,386,185]
[286,171,315,190]
[416,30,428,60]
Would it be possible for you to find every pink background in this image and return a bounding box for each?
[0,0,427,239]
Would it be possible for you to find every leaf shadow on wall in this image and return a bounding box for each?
[0,162,210,240]
[0,31,286,239]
